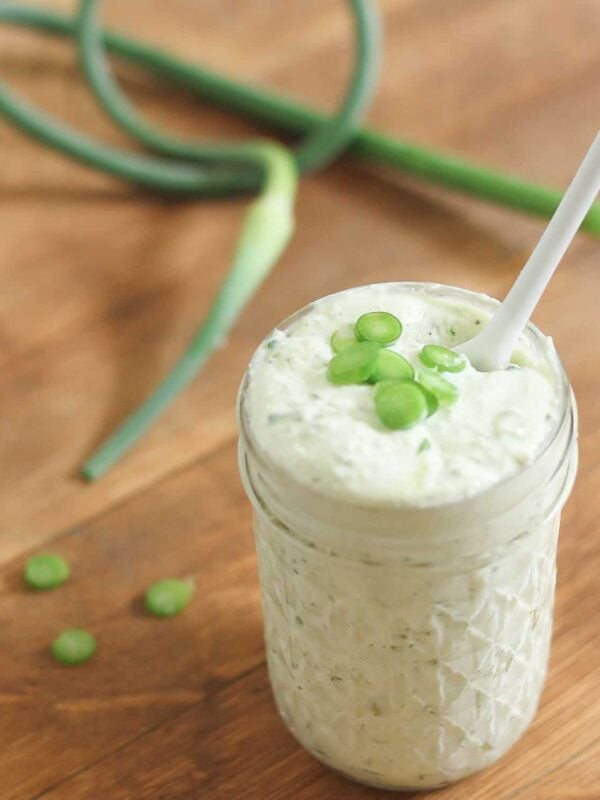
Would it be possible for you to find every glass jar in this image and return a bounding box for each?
[237,285,578,791]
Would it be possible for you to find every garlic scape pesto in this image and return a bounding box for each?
[238,282,577,790]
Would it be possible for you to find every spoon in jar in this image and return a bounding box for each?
[456,131,600,371]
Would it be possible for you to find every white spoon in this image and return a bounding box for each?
[456,131,600,371]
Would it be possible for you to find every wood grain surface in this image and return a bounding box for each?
[0,1,599,798]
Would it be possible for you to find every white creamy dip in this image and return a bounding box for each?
[245,283,562,507]
[239,283,577,790]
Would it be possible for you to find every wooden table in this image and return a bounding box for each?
[1,2,599,798]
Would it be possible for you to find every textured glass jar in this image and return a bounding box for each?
[238,292,578,791]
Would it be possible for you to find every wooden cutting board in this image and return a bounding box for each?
[0,1,598,797]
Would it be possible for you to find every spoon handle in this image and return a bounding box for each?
[488,132,600,365]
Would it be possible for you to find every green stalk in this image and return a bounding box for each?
[83,144,297,480]
[76,0,375,478]
[0,82,248,194]
[0,3,598,233]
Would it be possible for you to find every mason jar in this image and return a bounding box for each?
[237,285,578,791]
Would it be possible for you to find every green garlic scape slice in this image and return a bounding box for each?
[25,554,70,591]
[418,369,459,406]
[145,578,195,618]
[369,349,415,383]
[419,384,439,416]
[51,629,96,666]
[327,341,381,385]
[355,312,402,345]
[330,326,358,354]
[374,380,429,430]
[419,344,466,373]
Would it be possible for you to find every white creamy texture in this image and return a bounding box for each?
[254,511,560,789]
[245,283,563,507]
